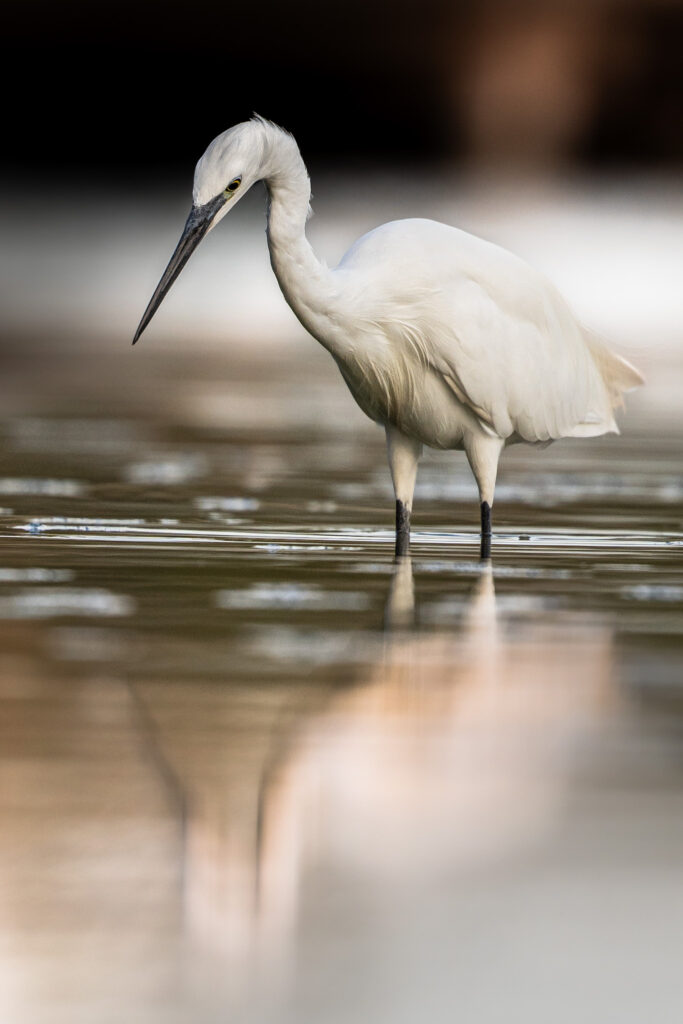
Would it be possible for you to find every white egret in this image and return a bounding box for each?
[133,117,643,557]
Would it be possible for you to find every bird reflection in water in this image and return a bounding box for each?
[181,555,615,1018]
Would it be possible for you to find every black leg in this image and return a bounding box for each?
[480,501,491,560]
[395,499,411,557]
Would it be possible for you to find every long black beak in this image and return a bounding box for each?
[132,193,226,345]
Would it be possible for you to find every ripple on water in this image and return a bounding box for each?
[215,583,371,611]
[253,543,338,553]
[8,514,682,557]
[195,496,260,512]
[0,478,86,497]
[621,584,683,603]
[0,588,135,619]
[24,516,147,529]
[123,453,208,485]
[305,500,338,513]
[423,592,553,624]
[414,560,573,579]
[0,568,74,583]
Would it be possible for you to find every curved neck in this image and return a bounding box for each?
[263,148,335,340]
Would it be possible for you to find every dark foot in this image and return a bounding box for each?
[395,500,411,557]
[480,501,491,560]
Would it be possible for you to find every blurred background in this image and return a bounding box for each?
[1,0,682,366]
[0,3,682,1023]
[4,0,683,173]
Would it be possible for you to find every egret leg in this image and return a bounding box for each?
[395,500,411,557]
[480,501,492,560]
[465,433,504,560]
[385,425,422,557]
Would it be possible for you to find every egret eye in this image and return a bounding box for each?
[224,178,241,196]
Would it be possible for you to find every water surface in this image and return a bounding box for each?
[0,348,681,1024]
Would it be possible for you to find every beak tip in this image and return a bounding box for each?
[132,321,146,346]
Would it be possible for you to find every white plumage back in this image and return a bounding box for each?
[336,218,642,445]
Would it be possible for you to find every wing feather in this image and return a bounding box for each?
[337,219,642,443]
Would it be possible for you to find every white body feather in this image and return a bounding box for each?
[332,218,640,446]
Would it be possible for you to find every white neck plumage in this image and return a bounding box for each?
[261,134,337,343]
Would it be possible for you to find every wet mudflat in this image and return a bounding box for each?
[0,346,681,1024]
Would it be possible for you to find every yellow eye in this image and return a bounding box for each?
[224,178,241,197]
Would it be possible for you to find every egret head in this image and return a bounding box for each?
[132,117,276,345]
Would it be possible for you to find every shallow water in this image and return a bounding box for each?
[0,348,682,1024]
